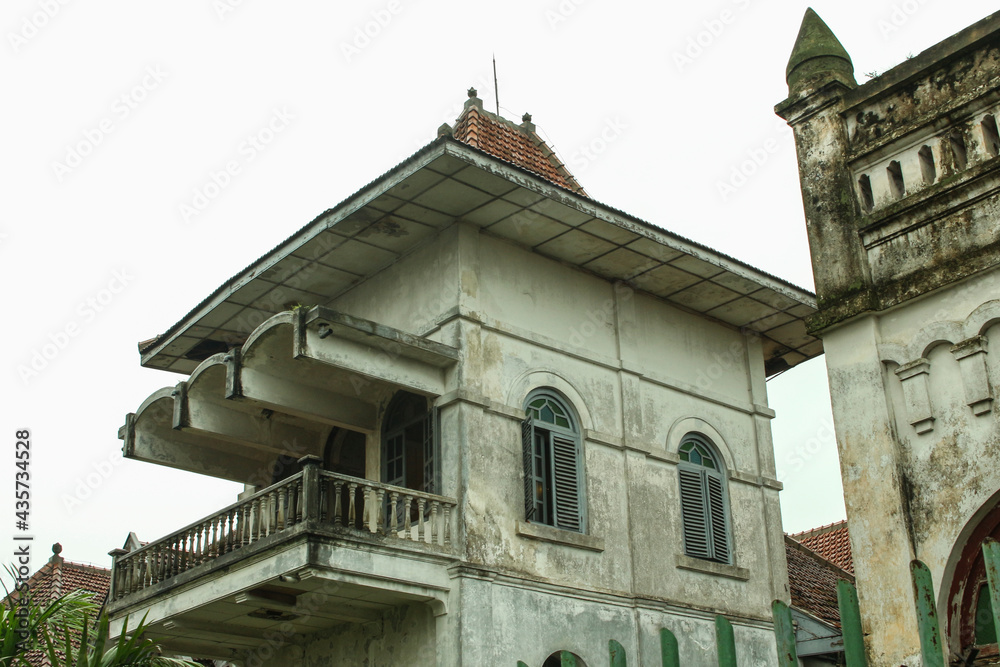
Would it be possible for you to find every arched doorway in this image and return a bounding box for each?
[946,499,1000,657]
[542,651,587,667]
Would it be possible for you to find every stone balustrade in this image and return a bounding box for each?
[110,458,456,601]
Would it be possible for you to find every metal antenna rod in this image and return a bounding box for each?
[493,54,499,116]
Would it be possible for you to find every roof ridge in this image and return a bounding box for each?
[451,88,587,196]
[789,518,848,540]
[784,534,855,581]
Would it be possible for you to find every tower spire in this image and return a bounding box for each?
[785,8,856,94]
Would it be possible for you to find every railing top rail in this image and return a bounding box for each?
[119,471,306,560]
[318,470,457,505]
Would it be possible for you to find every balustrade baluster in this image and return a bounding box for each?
[390,492,399,534]
[417,499,427,542]
[373,489,385,534]
[404,496,413,539]
[277,486,287,531]
[333,480,343,526]
[348,483,358,528]
[223,511,233,554]
[430,501,440,545]
[443,505,451,546]
[295,480,304,523]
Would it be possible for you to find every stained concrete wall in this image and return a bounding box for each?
[308,220,790,660]
[780,10,1000,664]
[268,604,436,667]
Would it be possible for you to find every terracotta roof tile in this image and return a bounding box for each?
[4,545,111,667]
[791,520,854,575]
[785,535,854,629]
[451,91,586,196]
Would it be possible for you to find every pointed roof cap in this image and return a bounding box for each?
[786,8,856,92]
[450,88,587,196]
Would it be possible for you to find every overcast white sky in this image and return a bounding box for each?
[3,0,996,572]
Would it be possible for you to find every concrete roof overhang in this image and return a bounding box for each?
[141,137,820,378]
[122,308,458,482]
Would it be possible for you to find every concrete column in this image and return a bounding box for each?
[824,316,920,666]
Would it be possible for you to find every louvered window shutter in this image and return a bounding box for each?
[521,416,536,520]
[550,434,582,532]
[679,468,711,560]
[705,473,729,563]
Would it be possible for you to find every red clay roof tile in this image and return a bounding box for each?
[451,91,587,196]
[791,519,854,575]
[785,535,854,629]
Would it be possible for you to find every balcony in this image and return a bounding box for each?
[106,457,458,659]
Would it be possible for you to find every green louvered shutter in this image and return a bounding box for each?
[706,473,730,563]
[679,468,711,559]
[551,434,582,532]
[522,416,536,520]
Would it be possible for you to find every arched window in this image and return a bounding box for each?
[678,434,731,564]
[522,390,585,533]
[382,391,434,494]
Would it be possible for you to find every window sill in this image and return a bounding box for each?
[675,554,750,581]
[516,521,604,552]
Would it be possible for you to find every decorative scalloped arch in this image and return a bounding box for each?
[878,342,908,365]
[913,320,964,359]
[965,299,1000,338]
[665,416,735,473]
[506,368,594,432]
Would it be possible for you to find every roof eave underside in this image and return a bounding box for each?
[141,138,820,374]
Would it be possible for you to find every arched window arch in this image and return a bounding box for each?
[382,391,434,494]
[522,390,585,533]
[678,434,731,564]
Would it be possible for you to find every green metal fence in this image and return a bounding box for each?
[514,538,1000,666]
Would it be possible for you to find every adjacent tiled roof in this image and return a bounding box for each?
[4,545,111,667]
[450,89,587,196]
[785,535,854,629]
[791,520,854,574]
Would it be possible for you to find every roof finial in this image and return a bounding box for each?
[53,543,62,555]
[785,8,856,93]
[522,113,532,123]
[468,87,477,98]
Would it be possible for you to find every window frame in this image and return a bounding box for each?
[521,389,586,534]
[677,433,732,565]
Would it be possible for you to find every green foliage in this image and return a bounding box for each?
[41,613,200,667]
[1,564,97,666]
[1,563,197,667]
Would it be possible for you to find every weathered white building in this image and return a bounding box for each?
[109,90,820,666]
[778,9,1000,665]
